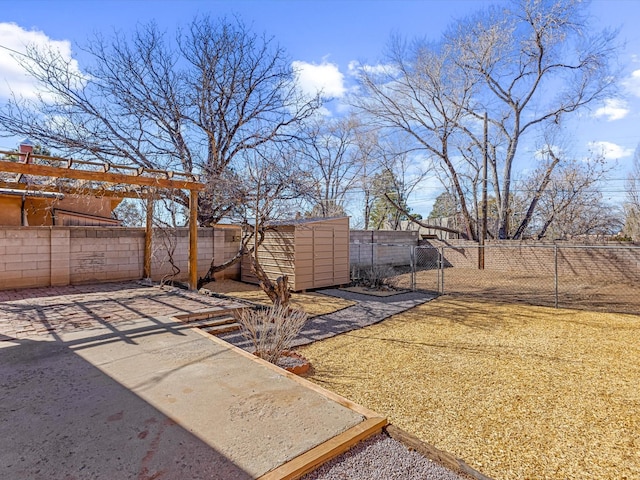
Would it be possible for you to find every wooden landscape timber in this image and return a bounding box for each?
[385,425,493,480]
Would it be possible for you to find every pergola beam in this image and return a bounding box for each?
[0,180,150,199]
[0,153,205,290]
[0,159,204,191]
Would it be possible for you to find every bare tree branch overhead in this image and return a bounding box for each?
[352,0,619,239]
[0,16,321,225]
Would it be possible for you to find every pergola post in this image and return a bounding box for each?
[189,189,199,290]
[0,152,204,289]
[143,194,154,280]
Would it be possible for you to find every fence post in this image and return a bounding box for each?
[554,244,559,309]
[439,247,445,295]
[410,245,416,291]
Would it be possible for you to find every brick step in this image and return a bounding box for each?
[201,322,242,335]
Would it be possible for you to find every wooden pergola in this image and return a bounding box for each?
[0,151,205,289]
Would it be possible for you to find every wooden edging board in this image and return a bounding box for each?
[258,417,387,480]
[172,308,244,322]
[385,425,494,480]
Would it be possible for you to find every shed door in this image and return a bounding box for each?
[313,226,335,287]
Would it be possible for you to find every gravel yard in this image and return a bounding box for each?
[299,297,640,480]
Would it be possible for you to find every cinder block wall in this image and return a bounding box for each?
[0,228,53,289]
[350,230,419,267]
[0,226,241,290]
[69,228,144,284]
[150,228,240,282]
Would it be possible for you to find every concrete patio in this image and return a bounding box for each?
[0,282,384,479]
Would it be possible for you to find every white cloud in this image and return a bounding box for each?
[593,98,629,121]
[292,60,345,99]
[0,22,80,100]
[622,69,640,98]
[587,141,634,160]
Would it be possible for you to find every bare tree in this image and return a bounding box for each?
[152,195,187,286]
[517,154,620,239]
[299,115,361,217]
[353,0,618,239]
[0,16,320,225]
[369,142,429,230]
[353,35,478,237]
[352,125,384,230]
[112,199,146,227]
[198,145,308,304]
[623,148,640,240]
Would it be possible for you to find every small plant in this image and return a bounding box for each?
[353,264,398,289]
[235,304,307,365]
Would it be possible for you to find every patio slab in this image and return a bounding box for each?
[0,283,371,479]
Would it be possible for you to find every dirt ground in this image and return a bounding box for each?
[201,280,354,316]
[298,297,640,480]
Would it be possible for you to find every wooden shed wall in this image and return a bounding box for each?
[294,218,350,290]
[241,217,350,291]
[241,226,296,286]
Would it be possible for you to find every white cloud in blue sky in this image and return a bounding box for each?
[622,69,640,97]
[593,98,629,121]
[292,60,345,100]
[587,141,634,161]
[0,22,81,101]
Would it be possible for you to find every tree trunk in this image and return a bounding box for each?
[251,257,291,307]
[512,153,560,240]
[197,230,264,289]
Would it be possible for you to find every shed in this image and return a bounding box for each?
[241,217,350,291]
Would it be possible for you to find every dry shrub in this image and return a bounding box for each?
[235,304,308,364]
[353,264,398,289]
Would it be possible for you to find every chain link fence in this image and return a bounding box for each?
[350,242,640,314]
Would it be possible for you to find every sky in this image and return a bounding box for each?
[1,0,640,217]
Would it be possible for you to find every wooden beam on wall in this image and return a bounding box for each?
[0,159,204,191]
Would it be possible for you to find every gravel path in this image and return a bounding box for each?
[219,288,436,349]
[302,434,466,480]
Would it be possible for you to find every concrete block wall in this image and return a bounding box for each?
[350,230,419,267]
[69,228,144,284]
[0,226,241,290]
[150,228,241,282]
[555,244,640,281]
[0,228,53,289]
[151,228,193,281]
